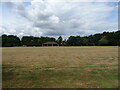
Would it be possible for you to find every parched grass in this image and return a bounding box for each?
[2,46,118,88]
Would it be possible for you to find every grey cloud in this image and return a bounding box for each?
[43,29,65,36]
[1,0,118,38]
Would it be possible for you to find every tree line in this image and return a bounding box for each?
[0,30,120,47]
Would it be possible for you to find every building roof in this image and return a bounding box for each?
[43,42,58,44]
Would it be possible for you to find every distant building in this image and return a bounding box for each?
[42,42,59,46]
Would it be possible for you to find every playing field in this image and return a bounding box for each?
[2,46,118,88]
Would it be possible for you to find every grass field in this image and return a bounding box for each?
[2,46,118,88]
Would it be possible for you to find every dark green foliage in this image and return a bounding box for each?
[57,36,63,46]
[2,34,21,47]
[67,31,120,46]
[98,36,108,46]
[1,30,120,47]
[106,31,120,46]
[21,36,35,46]
[67,36,83,46]
[21,36,56,46]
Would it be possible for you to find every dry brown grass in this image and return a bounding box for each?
[2,46,118,88]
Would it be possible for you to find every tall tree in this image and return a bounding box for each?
[57,36,63,46]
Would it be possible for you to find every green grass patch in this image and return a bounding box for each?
[3,64,118,88]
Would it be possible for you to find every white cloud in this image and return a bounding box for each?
[1,0,118,39]
[1,0,118,2]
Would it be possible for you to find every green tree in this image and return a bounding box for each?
[2,34,7,47]
[2,35,21,47]
[67,36,76,46]
[98,36,108,46]
[57,36,63,46]
[21,36,34,46]
[82,37,89,46]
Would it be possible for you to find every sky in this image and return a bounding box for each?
[0,0,119,39]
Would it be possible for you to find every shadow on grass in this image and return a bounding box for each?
[2,64,20,81]
[2,71,15,81]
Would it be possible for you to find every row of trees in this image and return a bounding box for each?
[1,31,120,47]
[67,31,120,46]
[1,35,56,47]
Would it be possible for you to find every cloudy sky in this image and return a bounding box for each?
[0,0,118,39]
